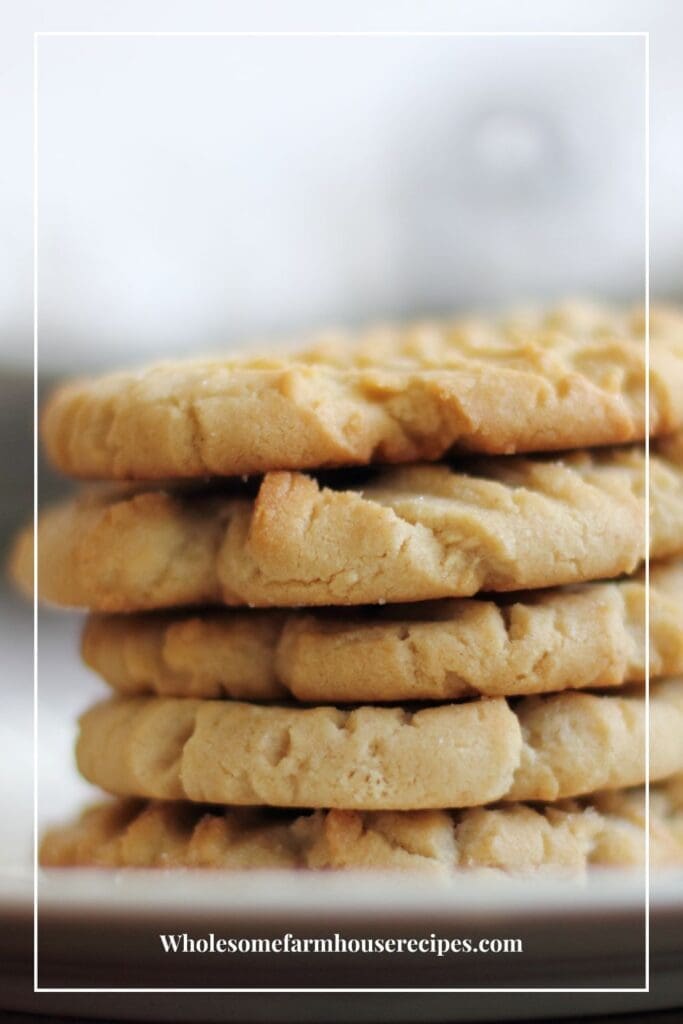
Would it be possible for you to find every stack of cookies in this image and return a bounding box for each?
[15,302,683,875]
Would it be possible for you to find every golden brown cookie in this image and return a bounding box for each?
[80,560,683,702]
[17,441,682,610]
[40,303,683,480]
[39,776,683,874]
[74,680,683,810]
[75,696,523,811]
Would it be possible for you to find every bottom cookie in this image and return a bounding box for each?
[40,777,683,876]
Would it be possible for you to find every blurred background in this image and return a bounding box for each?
[31,33,648,369]
[0,1,681,865]
[31,32,651,368]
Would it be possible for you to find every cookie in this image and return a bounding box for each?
[74,680,683,810]
[18,441,682,611]
[75,695,522,810]
[81,560,683,702]
[40,303,683,480]
[503,677,683,802]
[39,777,683,874]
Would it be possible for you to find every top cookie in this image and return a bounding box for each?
[41,303,683,480]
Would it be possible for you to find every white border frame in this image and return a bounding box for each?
[33,28,651,996]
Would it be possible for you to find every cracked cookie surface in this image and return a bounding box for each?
[81,560,683,701]
[74,679,683,809]
[41,303,683,479]
[16,441,682,610]
[39,776,683,874]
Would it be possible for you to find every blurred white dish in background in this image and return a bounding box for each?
[12,33,654,370]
